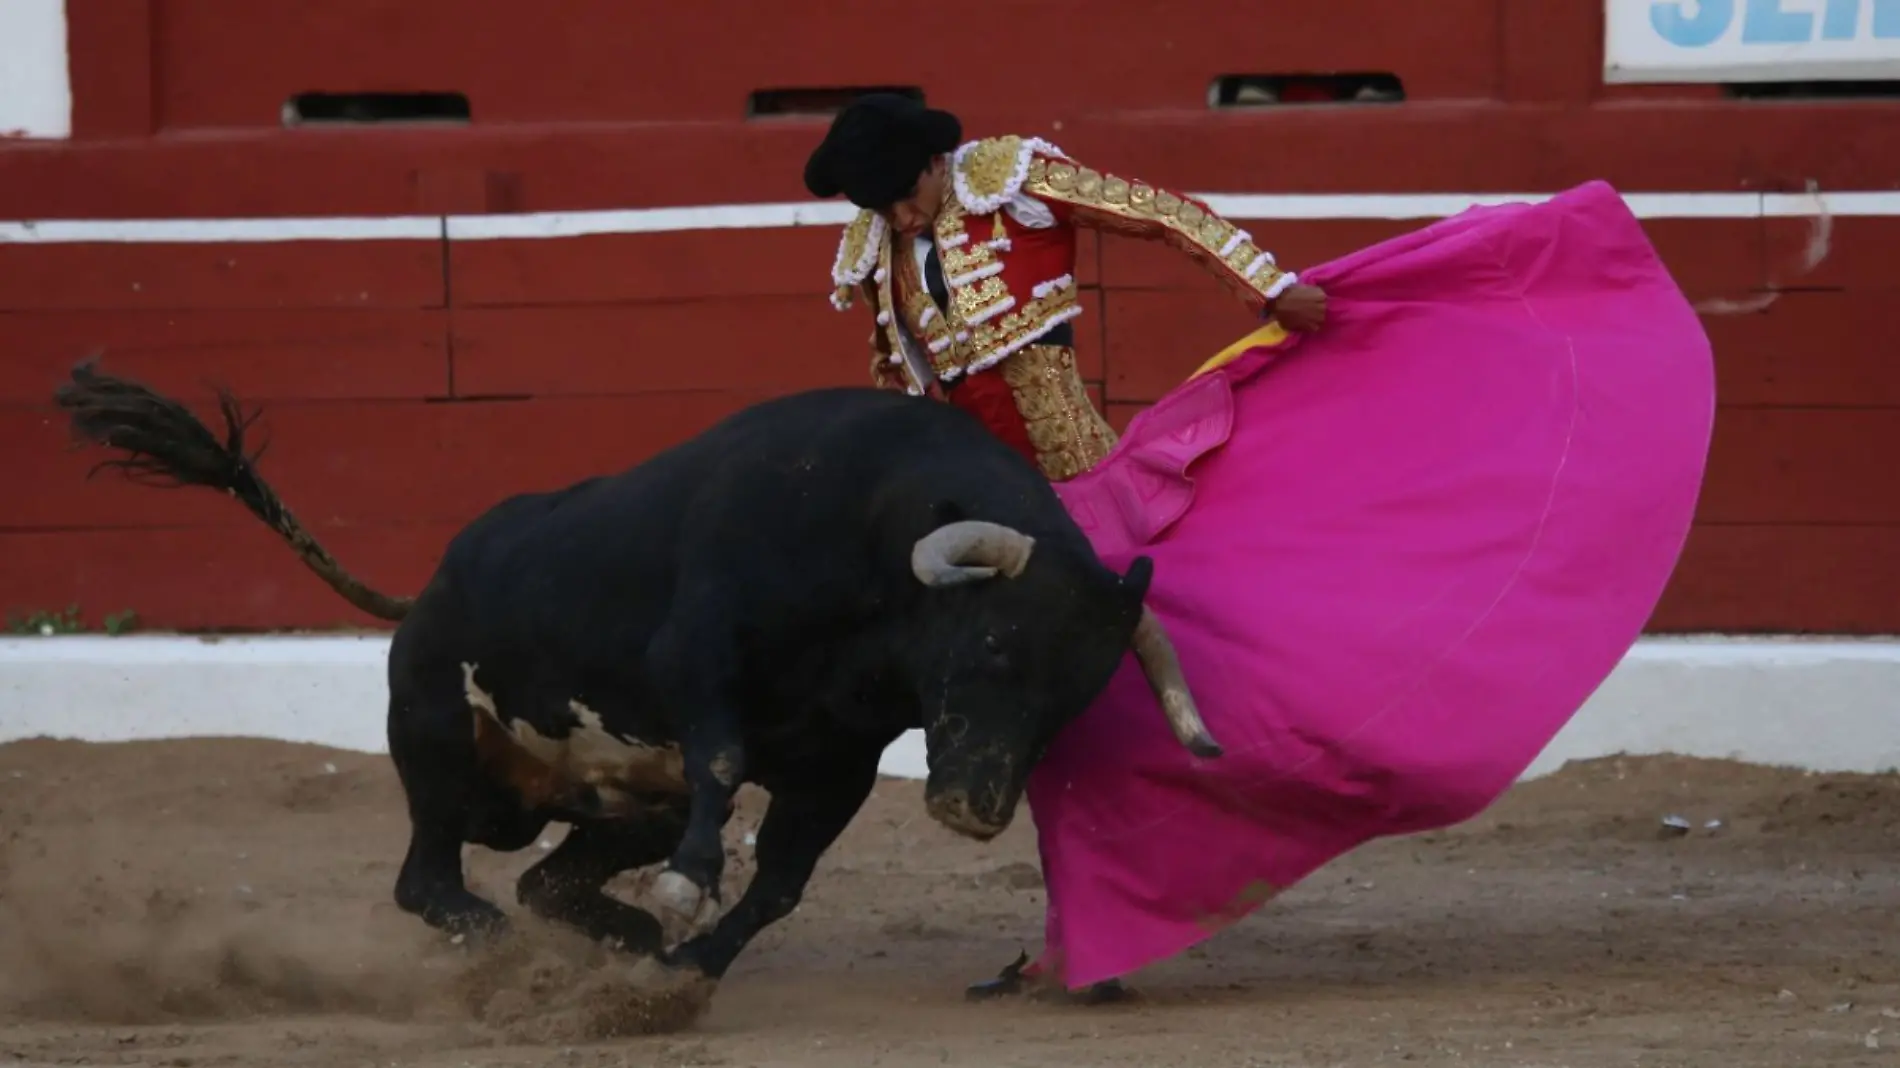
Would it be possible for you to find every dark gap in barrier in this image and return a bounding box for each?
[747,86,925,119]
[283,92,472,127]
[1209,73,1405,108]
[1723,80,1900,100]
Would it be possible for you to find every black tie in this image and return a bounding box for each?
[922,237,949,312]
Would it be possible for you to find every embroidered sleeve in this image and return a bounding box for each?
[1021,153,1298,312]
[858,278,920,392]
[828,209,886,310]
[825,209,908,390]
[863,285,910,391]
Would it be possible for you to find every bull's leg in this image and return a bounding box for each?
[516,805,689,954]
[645,613,748,927]
[387,690,511,939]
[663,753,880,980]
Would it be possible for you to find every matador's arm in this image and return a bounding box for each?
[826,209,913,391]
[1015,146,1299,315]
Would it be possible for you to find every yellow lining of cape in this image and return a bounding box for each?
[1189,320,1291,381]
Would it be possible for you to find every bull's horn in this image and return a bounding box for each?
[911,520,1036,587]
[1129,607,1223,759]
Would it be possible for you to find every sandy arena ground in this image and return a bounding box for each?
[1,737,1896,1067]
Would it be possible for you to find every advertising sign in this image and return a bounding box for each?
[1606,0,1900,82]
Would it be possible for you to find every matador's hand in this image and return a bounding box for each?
[1272,283,1328,332]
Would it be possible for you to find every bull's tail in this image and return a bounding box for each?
[53,358,414,622]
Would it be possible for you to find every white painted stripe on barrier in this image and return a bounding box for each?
[1760,190,1900,217]
[3,634,1898,782]
[0,215,446,244]
[2,189,1897,245]
[447,202,860,239]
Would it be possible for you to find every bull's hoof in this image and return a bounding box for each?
[594,911,668,957]
[441,910,513,952]
[651,870,719,935]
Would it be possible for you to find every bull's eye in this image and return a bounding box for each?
[982,633,1005,657]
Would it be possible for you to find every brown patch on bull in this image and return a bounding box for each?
[461,663,689,814]
[464,665,573,811]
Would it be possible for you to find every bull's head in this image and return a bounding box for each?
[907,518,1219,841]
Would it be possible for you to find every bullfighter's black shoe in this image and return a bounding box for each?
[964,950,1133,1003]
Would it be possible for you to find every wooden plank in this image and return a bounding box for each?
[1541,103,1900,196]
[1640,219,1770,300]
[1076,229,1101,289]
[1765,216,1900,291]
[451,290,1104,396]
[6,392,780,530]
[10,520,1886,635]
[1100,289,1289,404]
[1650,524,1900,634]
[1498,0,1598,104]
[449,226,1101,308]
[0,521,456,632]
[0,241,446,311]
[0,309,450,405]
[1699,408,1900,525]
[65,0,155,138]
[1098,221,1420,292]
[449,229,836,306]
[1046,108,1548,197]
[1100,217,1764,322]
[450,299,868,396]
[1073,288,1107,382]
[150,0,1502,128]
[3,102,1900,218]
[1704,290,1900,407]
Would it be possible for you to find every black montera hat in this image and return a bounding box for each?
[802,93,963,210]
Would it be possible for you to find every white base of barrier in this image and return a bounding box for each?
[3,634,1897,781]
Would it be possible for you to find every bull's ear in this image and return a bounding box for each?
[1119,555,1155,601]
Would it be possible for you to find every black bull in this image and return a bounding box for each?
[53,362,1222,988]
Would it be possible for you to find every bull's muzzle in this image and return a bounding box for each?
[924,786,1011,841]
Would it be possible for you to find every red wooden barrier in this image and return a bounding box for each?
[3,0,1898,634]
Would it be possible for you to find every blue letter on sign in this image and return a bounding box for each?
[1821,0,1859,39]
[1742,0,1814,41]
[1822,0,1900,37]
[1878,0,1900,37]
[1651,0,1734,46]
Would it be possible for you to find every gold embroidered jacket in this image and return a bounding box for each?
[826,135,1301,396]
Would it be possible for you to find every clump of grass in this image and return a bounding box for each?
[5,604,140,636]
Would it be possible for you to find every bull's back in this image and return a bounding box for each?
[401,384,1065,657]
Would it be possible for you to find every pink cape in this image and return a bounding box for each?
[1029,180,1715,988]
